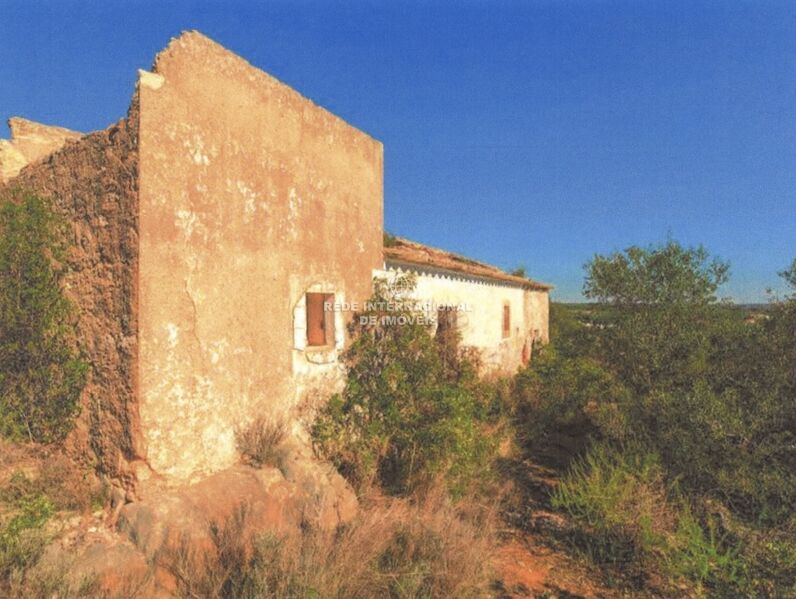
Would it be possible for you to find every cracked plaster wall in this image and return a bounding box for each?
[137,32,383,482]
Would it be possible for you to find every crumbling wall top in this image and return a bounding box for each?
[0,117,83,184]
[149,30,382,147]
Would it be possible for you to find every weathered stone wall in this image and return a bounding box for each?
[2,106,143,491]
[136,32,383,482]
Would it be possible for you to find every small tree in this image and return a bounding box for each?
[0,190,87,443]
[779,259,796,291]
[583,240,729,395]
[584,241,729,307]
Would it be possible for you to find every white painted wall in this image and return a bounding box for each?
[377,266,549,374]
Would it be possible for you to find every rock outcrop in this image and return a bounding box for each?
[117,457,357,560]
[37,457,357,597]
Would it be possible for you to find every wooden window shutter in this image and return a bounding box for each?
[306,293,335,347]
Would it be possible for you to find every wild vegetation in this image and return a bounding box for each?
[313,274,502,498]
[0,190,101,596]
[0,190,87,443]
[160,488,497,599]
[0,440,106,597]
[235,416,288,469]
[517,242,795,596]
[1,185,792,597]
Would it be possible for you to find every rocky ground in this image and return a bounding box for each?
[0,438,358,597]
[3,438,654,598]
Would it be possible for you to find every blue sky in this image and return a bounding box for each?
[2,1,794,302]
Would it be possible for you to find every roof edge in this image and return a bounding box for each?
[384,237,553,291]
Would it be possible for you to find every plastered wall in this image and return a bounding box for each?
[381,267,550,374]
[136,32,383,481]
[524,289,550,345]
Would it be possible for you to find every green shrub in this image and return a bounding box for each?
[666,508,743,594]
[313,275,496,496]
[630,383,795,527]
[515,346,629,455]
[535,245,796,530]
[552,444,670,569]
[553,444,745,594]
[0,494,53,592]
[0,190,87,443]
[524,246,796,593]
[546,303,601,360]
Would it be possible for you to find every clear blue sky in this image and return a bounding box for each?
[2,1,794,302]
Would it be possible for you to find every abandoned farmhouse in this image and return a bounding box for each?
[0,32,551,490]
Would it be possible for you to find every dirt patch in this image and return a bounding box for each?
[493,455,646,599]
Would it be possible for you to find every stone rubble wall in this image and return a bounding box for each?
[1,100,143,495]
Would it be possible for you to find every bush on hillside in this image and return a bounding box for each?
[312,275,497,496]
[0,494,54,595]
[531,243,796,526]
[514,346,629,458]
[0,190,86,443]
[527,244,796,596]
[552,444,743,594]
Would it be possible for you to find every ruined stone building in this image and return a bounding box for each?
[0,32,551,491]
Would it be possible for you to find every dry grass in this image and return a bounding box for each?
[159,486,499,599]
[235,416,287,469]
[7,564,100,599]
[0,439,108,597]
[0,449,105,514]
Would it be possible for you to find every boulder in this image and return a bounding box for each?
[117,461,357,559]
[35,519,167,598]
